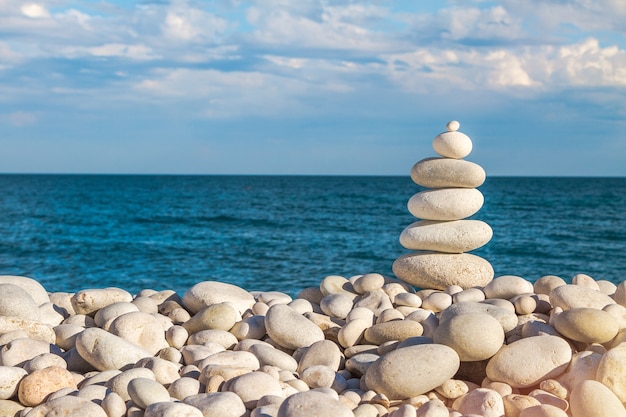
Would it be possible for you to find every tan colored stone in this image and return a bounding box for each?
[265,304,324,350]
[108,311,169,355]
[183,303,239,334]
[18,366,77,407]
[393,252,493,290]
[570,379,626,417]
[364,344,460,400]
[486,336,571,389]
[596,343,626,402]
[71,288,133,316]
[0,366,27,400]
[433,312,504,361]
[0,316,56,344]
[127,377,171,409]
[183,392,247,417]
[484,275,534,300]
[550,285,615,310]
[364,320,423,345]
[277,390,353,417]
[182,281,255,315]
[553,307,619,343]
[0,276,49,306]
[75,328,152,371]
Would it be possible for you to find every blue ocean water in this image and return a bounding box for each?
[0,175,624,296]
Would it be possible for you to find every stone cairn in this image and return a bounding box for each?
[393,120,495,290]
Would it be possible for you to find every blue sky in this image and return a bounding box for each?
[1,0,625,175]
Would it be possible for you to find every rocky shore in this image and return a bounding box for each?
[1,273,626,417]
[2,122,624,417]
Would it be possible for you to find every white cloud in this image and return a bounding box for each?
[161,5,229,43]
[21,3,50,19]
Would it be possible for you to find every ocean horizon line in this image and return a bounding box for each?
[1,172,625,179]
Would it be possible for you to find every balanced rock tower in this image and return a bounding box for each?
[392,121,494,290]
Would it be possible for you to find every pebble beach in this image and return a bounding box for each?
[1,122,625,417]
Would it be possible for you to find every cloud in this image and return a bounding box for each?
[20,3,50,19]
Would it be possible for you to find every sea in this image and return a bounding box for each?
[1,175,624,297]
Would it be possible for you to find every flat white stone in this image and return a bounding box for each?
[408,188,484,221]
[393,252,494,290]
[0,284,41,322]
[364,344,460,399]
[183,392,246,417]
[75,328,152,371]
[550,285,615,310]
[127,377,170,409]
[432,130,473,159]
[265,304,324,350]
[182,281,255,315]
[277,390,353,417]
[411,157,486,188]
[433,312,504,361]
[596,343,626,403]
[484,275,534,300]
[400,219,492,253]
[486,335,572,388]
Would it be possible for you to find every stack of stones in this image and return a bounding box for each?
[393,120,495,290]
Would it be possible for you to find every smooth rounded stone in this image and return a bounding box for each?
[277,390,353,417]
[414,398,448,417]
[165,325,189,350]
[0,366,27,400]
[183,303,239,334]
[250,344,298,372]
[572,273,599,290]
[264,304,324,350]
[0,276,50,306]
[102,392,126,417]
[483,275,534,300]
[570,379,626,417]
[108,311,169,355]
[534,276,567,296]
[453,288,486,304]
[26,395,108,417]
[257,291,293,306]
[144,401,204,417]
[225,371,284,409]
[181,344,225,365]
[393,292,422,308]
[433,312,504,362]
[297,287,324,305]
[354,290,393,316]
[0,284,41,321]
[513,294,538,315]
[596,343,626,402]
[364,344,460,400]
[519,404,569,417]
[297,340,343,373]
[522,320,559,338]
[54,323,85,351]
[93,302,139,327]
[105,368,156,401]
[453,388,504,417]
[400,220,492,253]
[0,338,62,367]
[503,394,542,417]
[432,126,472,159]
[134,357,181,386]
[184,392,246,417]
[421,292,452,313]
[0,399,24,416]
[411,157,486,189]
[63,313,97,327]
[345,353,379,376]
[76,384,110,402]
[527,389,567,411]
[182,281,255,315]
[71,288,133,316]
[319,275,358,300]
[230,315,267,340]
[406,309,439,338]
[549,284,615,310]
[158,346,182,364]
[0,330,28,346]
[188,329,238,349]
[352,273,386,294]
[364,320,423,345]
[75,328,152,371]
[485,335,572,389]
[18,366,77,406]
[393,252,493,290]
[553,307,619,343]
[132,296,159,314]
[38,302,66,326]
[597,280,617,295]
[300,365,336,389]
[603,303,626,329]
[0,316,56,344]
[128,377,171,409]
[320,293,354,319]
[439,302,518,333]
[288,299,313,315]
[377,308,405,323]
[197,350,260,371]
[24,353,67,373]
[407,188,484,221]
[168,377,201,400]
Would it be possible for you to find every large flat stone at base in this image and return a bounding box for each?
[393,252,494,290]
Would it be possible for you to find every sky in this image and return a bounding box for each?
[0,0,625,176]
